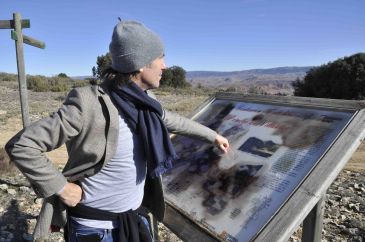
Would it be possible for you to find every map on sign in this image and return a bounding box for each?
[162,99,355,242]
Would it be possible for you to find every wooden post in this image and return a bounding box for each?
[1,13,45,128]
[13,13,30,127]
[301,194,326,242]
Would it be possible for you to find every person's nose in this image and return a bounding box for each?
[161,61,167,70]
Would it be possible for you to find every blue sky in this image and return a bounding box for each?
[1,0,364,76]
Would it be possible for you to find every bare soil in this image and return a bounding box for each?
[0,85,364,241]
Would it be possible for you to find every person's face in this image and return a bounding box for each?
[135,55,166,90]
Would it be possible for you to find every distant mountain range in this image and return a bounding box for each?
[186,66,313,95]
[69,66,313,94]
[72,66,312,81]
[186,66,312,87]
[71,75,92,80]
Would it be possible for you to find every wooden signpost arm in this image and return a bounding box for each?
[0,19,30,29]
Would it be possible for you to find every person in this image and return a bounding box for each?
[5,20,229,242]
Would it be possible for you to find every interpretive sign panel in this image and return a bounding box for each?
[162,94,363,242]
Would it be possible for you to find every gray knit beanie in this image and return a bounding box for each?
[109,20,164,73]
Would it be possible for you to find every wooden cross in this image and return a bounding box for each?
[0,13,45,127]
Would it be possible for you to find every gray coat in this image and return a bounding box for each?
[5,83,217,241]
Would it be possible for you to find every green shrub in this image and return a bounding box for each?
[293,53,365,99]
[0,73,17,82]
[72,80,90,88]
[27,75,49,92]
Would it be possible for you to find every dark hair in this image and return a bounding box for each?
[101,67,140,89]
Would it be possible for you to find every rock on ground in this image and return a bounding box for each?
[0,168,363,241]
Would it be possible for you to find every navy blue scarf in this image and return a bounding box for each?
[111,82,177,178]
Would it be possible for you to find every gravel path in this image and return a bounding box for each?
[0,167,363,241]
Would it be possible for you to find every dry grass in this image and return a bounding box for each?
[0,147,17,176]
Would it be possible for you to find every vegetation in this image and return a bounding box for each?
[92,53,191,88]
[0,72,89,92]
[160,66,191,88]
[0,72,17,82]
[92,53,112,79]
[293,53,365,99]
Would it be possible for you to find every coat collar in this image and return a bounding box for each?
[96,82,120,165]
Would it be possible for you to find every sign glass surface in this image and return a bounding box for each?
[163,99,355,242]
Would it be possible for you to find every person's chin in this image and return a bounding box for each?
[149,83,159,90]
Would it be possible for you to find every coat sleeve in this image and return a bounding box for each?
[146,90,217,143]
[5,88,84,198]
[162,109,217,143]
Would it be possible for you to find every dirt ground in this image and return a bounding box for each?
[346,142,365,171]
[0,90,364,242]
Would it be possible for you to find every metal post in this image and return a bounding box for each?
[13,12,30,127]
[302,195,326,242]
[151,216,159,241]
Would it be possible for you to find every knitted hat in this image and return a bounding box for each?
[109,20,164,73]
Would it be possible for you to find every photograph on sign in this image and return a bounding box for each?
[162,99,355,242]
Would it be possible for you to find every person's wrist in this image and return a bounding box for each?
[56,183,66,196]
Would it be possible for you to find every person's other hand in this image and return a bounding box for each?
[215,134,229,153]
[58,182,82,207]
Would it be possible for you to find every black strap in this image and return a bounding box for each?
[67,204,150,242]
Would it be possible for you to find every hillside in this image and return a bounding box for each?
[186,66,312,95]
[1,66,312,95]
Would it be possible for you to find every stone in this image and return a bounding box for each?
[341,197,351,203]
[342,190,355,197]
[34,198,43,205]
[348,203,360,212]
[344,219,363,229]
[337,224,347,231]
[339,214,346,220]
[332,194,342,201]
[340,207,351,213]
[6,189,16,195]
[347,228,359,235]
[323,218,332,224]
[328,199,339,207]
[19,186,30,193]
[0,184,8,190]
[349,236,363,242]
[26,218,37,234]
